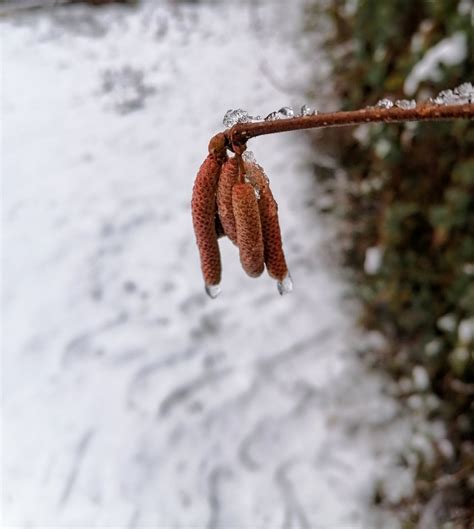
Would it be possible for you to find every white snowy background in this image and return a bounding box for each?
[2,1,419,527]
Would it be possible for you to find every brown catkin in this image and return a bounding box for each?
[232,183,264,278]
[215,212,226,239]
[191,154,222,286]
[208,132,227,162]
[245,162,288,281]
[216,156,239,244]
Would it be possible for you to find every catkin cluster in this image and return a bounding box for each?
[191,134,290,298]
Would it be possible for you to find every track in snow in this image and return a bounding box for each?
[2,1,412,527]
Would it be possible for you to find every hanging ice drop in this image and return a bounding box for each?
[277,273,293,296]
[205,283,221,299]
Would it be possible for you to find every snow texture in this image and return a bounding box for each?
[404,32,467,95]
[2,1,413,528]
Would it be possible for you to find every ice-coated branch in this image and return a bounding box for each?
[226,102,474,148]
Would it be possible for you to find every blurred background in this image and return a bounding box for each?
[1,0,473,528]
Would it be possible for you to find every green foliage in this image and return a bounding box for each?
[311,0,474,525]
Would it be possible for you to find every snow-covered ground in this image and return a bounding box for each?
[2,1,413,527]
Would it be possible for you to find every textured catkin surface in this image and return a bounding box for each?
[246,162,288,281]
[216,156,240,244]
[232,183,264,278]
[191,155,222,286]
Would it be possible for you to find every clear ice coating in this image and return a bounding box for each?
[205,283,221,299]
[277,273,293,296]
[242,150,257,164]
[431,82,474,105]
[375,98,394,109]
[242,153,261,198]
[222,109,261,128]
[395,99,416,109]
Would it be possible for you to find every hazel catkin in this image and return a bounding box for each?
[232,183,265,278]
[245,162,288,281]
[216,156,240,244]
[208,132,227,163]
[191,154,222,289]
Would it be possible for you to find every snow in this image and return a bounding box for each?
[458,317,474,344]
[437,313,457,333]
[2,1,414,528]
[412,366,430,392]
[364,246,383,275]
[404,32,467,95]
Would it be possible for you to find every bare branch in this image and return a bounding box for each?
[226,103,474,148]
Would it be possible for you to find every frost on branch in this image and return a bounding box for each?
[223,104,317,128]
[431,82,474,105]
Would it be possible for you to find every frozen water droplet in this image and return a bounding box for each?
[395,99,416,110]
[205,283,221,299]
[222,109,262,127]
[300,104,317,116]
[223,109,250,128]
[265,106,296,121]
[375,98,394,109]
[277,273,293,296]
[264,111,281,121]
[432,82,474,105]
[277,106,294,117]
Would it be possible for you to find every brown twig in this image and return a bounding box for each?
[226,103,474,149]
